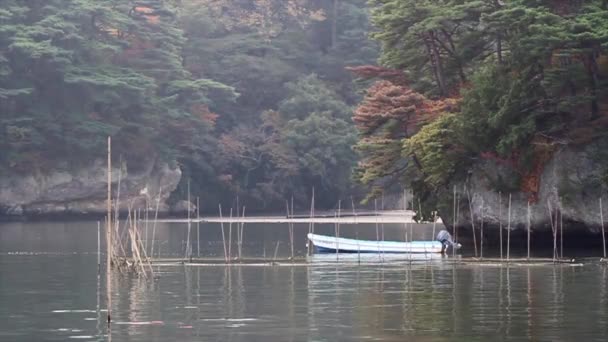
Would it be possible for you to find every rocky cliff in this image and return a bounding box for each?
[0,158,181,217]
[444,141,608,236]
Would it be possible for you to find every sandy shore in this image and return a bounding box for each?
[156,210,444,224]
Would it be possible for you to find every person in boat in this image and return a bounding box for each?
[436,230,462,253]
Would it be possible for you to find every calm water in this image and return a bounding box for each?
[1,221,607,341]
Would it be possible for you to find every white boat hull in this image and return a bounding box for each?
[307,233,444,254]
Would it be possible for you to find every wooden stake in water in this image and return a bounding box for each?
[239,206,246,260]
[287,200,294,260]
[97,221,101,270]
[480,197,484,259]
[432,211,437,241]
[559,198,563,259]
[499,192,503,260]
[185,179,192,260]
[507,193,512,261]
[228,208,233,262]
[197,197,200,258]
[219,204,228,263]
[290,197,294,259]
[375,199,380,251]
[308,188,315,255]
[549,201,559,261]
[547,200,556,261]
[452,186,457,257]
[403,190,408,243]
[106,136,112,324]
[467,187,478,257]
[601,198,606,259]
[150,187,161,261]
[335,200,341,258]
[527,200,531,260]
[381,191,385,243]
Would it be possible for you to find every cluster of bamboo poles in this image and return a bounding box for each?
[104,137,158,324]
[460,185,607,262]
[216,203,246,263]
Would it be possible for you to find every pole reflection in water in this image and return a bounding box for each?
[4,221,608,341]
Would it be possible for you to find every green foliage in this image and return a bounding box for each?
[403,113,466,188]
[278,74,351,120]
[1,0,377,211]
[175,0,377,209]
[355,0,608,210]
[369,0,495,95]
[0,0,237,172]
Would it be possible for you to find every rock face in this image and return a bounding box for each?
[0,158,181,217]
[446,142,608,236]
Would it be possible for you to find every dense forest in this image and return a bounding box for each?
[0,0,377,210]
[2,0,608,214]
[354,0,608,217]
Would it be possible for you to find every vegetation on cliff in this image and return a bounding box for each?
[0,0,376,210]
[354,0,608,215]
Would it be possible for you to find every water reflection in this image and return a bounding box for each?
[1,221,608,341]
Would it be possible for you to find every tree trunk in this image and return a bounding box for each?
[497,35,503,64]
[426,32,447,96]
[331,0,339,48]
[440,28,466,83]
[587,51,600,118]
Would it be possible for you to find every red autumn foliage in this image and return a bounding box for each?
[191,104,219,127]
[354,80,459,139]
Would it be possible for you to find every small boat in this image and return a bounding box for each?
[307,233,444,254]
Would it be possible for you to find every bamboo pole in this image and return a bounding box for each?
[467,187,478,257]
[106,136,112,324]
[290,197,294,259]
[547,200,556,262]
[548,201,558,261]
[150,187,161,261]
[307,192,312,255]
[381,191,385,243]
[375,199,380,254]
[507,193,512,261]
[240,206,246,260]
[334,200,341,258]
[197,197,200,258]
[527,200,531,260]
[219,204,228,262]
[97,221,101,270]
[351,196,359,244]
[312,188,315,240]
[600,197,606,256]
[480,197,484,259]
[432,211,437,241]
[228,208,233,262]
[403,190,408,243]
[499,192,503,260]
[554,208,558,261]
[185,180,191,261]
[560,202,563,259]
[113,162,122,259]
[144,195,149,257]
[287,200,294,260]
[273,241,280,262]
[452,186,456,257]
